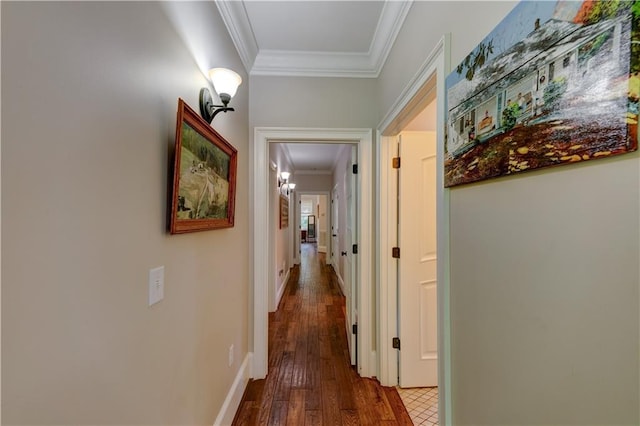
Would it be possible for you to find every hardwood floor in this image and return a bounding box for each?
[233,243,413,425]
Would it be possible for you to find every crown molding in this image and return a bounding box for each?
[252,50,378,78]
[218,0,413,78]
[369,0,413,72]
[215,0,258,73]
[295,170,334,175]
[280,144,295,171]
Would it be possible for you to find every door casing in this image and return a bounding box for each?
[376,34,452,425]
[252,128,373,379]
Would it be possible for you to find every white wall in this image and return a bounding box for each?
[379,2,640,424]
[2,2,249,424]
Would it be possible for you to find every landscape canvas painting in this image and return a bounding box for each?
[170,99,237,234]
[445,1,639,187]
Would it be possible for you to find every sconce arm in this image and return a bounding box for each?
[199,88,234,123]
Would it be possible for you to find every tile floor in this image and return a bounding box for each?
[396,386,438,425]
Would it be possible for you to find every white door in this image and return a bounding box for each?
[344,146,358,365]
[331,187,339,268]
[398,131,438,387]
[344,146,357,366]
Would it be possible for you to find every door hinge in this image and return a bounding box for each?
[392,157,401,169]
[392,337,401,350]
[352,164,358,174]
[392,247,400,258]
[352,324,358,335]
[352,244,358,254]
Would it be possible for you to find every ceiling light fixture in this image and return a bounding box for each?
[199,68,242,123]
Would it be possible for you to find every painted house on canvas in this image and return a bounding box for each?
[446,14,630,159]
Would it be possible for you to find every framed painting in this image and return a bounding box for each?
[445,1,639,187]
[279,194,289,229]
[170,98,237,234]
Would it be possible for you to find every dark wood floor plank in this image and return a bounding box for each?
[321,379,341,425]
[286,389,305,426]
[243,378,265,402]
[273,350,294,401]
[340,409,359,426]
[232,243,415,426]
[335,362,356,409]
[383,387,415,425]
[231,400,255,426]
[304,410,322,426]
[364,378,397,421]
[267,400,288,426]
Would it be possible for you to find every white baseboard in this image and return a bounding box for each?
[335,271,346,295]
[276,269,290,308]
[214,352,253,426]
[318,245,327,253]
[370,350,377,379]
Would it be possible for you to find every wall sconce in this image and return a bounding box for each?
[199,68,242,123]
[278,172,295,196]
[278,171,290,189]
[286,183,296,196]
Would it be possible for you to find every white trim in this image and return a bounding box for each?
[376,34,452,426]
[213,352,253,426]
[295,170,333,176]
[335,269,346,295]
[376,133,399,387]
[370,350,377,381]
[276,268,290,310]
[253,127,373,379]
[368,0,413,73]
[436,36,453,426]
[378,36,446,135]
[252,50,378,78]
[215,0,258,73]
[221,2,411,78]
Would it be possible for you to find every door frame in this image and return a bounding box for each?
[253,127,373,379]
[297,191,331,264]
[376,35,452,424]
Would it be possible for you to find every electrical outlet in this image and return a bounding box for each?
[228,344,234,367]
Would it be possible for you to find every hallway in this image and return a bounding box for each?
[233,243,412,425]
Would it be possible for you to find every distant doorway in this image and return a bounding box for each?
[253,128,373,379]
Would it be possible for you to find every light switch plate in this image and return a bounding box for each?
[148,266,164,306]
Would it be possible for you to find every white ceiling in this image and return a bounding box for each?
[216,0,431,174]
[281,143,348,173]
[216,0,413,77]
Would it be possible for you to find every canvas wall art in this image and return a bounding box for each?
[170,99,237,233]
[445,1,639,187]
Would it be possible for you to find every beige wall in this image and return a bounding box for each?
[2,2,249,424]
[293,173,334,193]
[450,153,640,426]
[250,76,377,129]
[269,144,294,311]
[380,1,640,424]
[377,1,518,125]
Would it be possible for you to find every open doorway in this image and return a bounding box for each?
[299,194,325,247]
[253,128,374,380]
[377,36,450,426]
